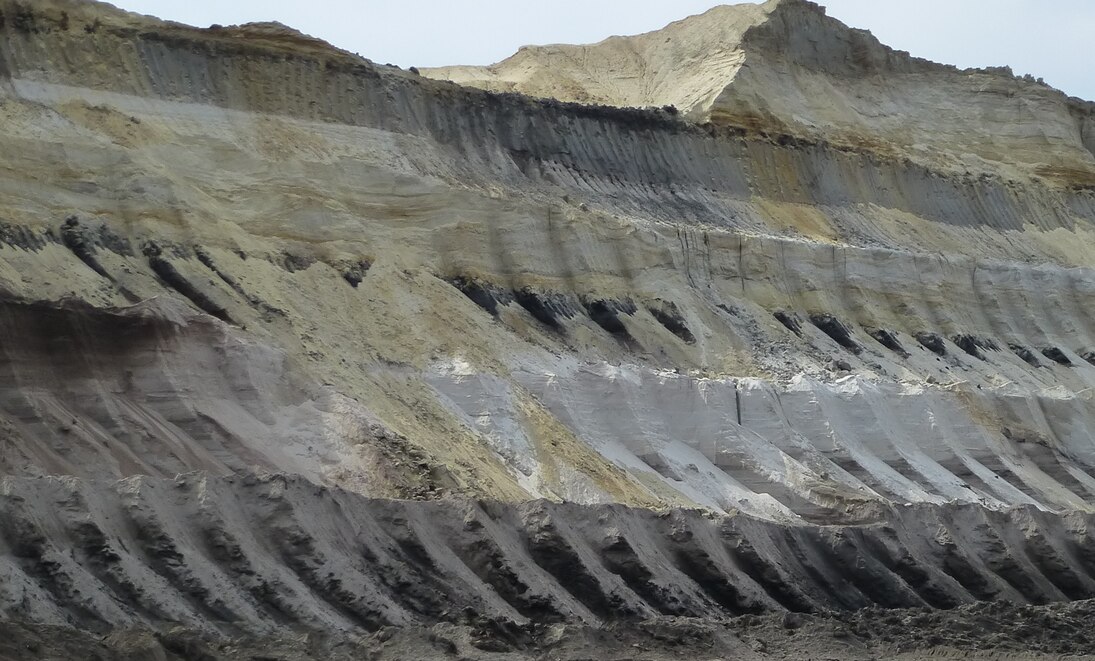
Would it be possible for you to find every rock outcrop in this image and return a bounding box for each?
[1,0,1095,655]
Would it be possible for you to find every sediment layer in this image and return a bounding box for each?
[424,0,1095,185]
[4,472,1095,633]
[0,0,1094,651]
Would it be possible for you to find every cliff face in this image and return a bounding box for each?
[2,0,1095,648]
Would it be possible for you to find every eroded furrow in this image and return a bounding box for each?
[1,473,1092,634]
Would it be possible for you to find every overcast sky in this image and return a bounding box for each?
[109,0,1093,101]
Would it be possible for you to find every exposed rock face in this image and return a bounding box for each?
[1,0,1095,654]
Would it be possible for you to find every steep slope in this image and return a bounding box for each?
[424,2,770,116]
[5,473,1095,632]
[1,0,1095,653]
[424,0,1095,185]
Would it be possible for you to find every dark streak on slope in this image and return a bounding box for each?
[1011,345,1042,367]
[916,332,947,356]
[450,277,508,317]
[60,216,111,279]
[1041,347,1073,366]
[866,328,908,357]
[810,314,860,354]
[144,242,233,324]
[583,298,640,348]
[514,289,572,333]
[773,310,802,336]
[648,301,695,344]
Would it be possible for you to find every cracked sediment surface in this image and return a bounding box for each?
[1,0,1095,657]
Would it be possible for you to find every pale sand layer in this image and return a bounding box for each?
[423,0,1095,186]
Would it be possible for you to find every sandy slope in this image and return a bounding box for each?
[6,472,1095,630]
[0,0,1095,657]
[423,0,1095,185]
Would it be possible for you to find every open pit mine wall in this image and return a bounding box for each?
[0,0,1094,508]
[1,2,1094,237]
[2,1,1094,357]
[4,472,1095,634]
[708,0,1095,173]
[2,0,1095,630]
[423,0,1095,183]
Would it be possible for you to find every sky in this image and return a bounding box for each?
[109,0,1094,101]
